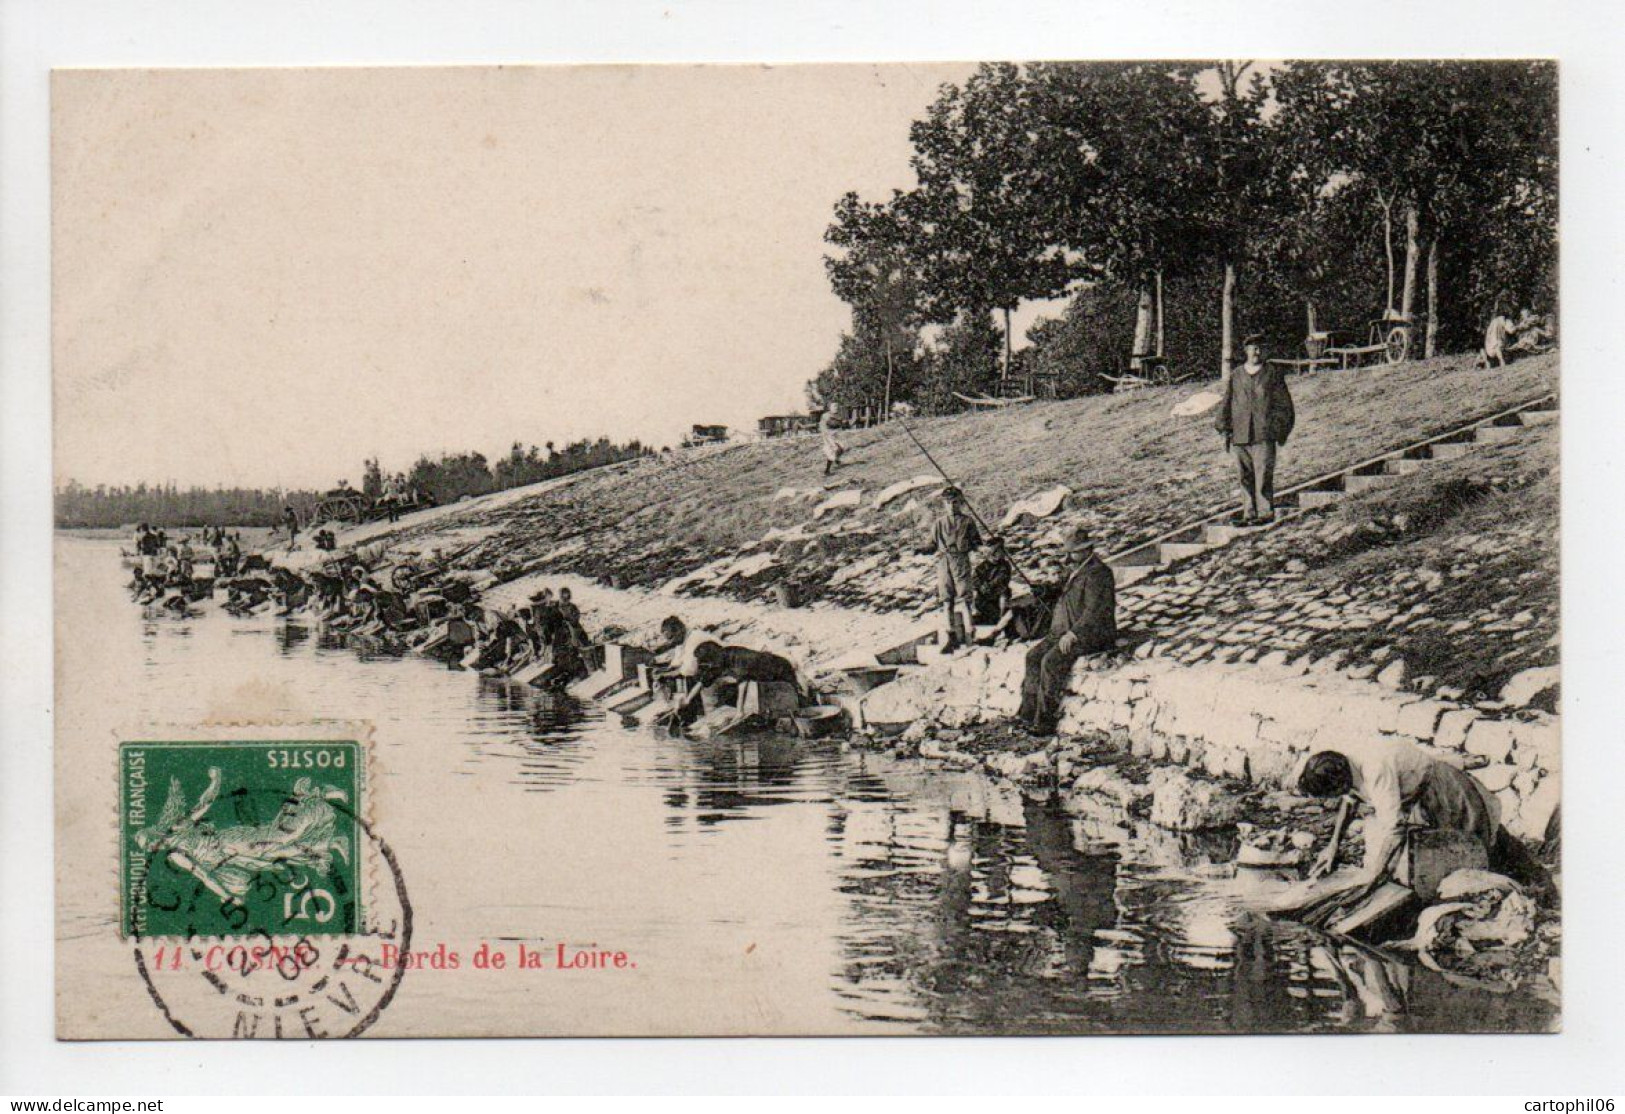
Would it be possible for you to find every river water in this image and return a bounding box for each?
[55,534,1555,1036]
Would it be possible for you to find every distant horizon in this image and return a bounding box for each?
[52,427,665,495]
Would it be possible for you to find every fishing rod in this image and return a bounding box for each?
[893,414,1051,606]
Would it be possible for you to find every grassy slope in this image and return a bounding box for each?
[375,350,1555,623]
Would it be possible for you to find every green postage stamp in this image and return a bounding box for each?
[120,738,366,939]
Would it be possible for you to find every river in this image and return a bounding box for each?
[54,533,1555,1036]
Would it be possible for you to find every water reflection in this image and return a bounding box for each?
[69,535,1556,1035]
[467,680,596,791]
[275,621,311,654]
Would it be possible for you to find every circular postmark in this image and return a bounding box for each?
[130,789,411,1039]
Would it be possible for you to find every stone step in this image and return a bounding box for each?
[1296,489,1344,509]
[1112,543,1165,569]
[1158,541,1211,563]
[1474,424,1523,444]
[1104,397,1550,591]
[1343,473,1396,494]
[1111,564,1155,588]
[1428,441,1475,461]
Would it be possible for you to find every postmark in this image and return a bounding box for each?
[120,734,412,1037]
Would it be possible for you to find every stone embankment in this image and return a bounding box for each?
[845,643,1559,841]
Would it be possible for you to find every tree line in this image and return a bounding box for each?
[812,61,1557,411]
[54,482,323,530]
[56,436,656,528]
[387,436,655,506]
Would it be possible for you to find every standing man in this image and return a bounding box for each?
[930,487,984,653]
[282,505,301,552]
[1215,334,1295,525]
[135,523,160,577]
[819,406,845,476]
[1017,527,1116,736]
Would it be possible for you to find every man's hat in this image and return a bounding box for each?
[1063,526,1094,554]
[1243,332,1265,346]
[942,486,964,502]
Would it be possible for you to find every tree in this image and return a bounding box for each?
[1207,61,1277,376]
[53,481,322,528]
[915,308,1004,412]
[1024,62,1219,375]
[892,64,1085,385]
[361,457,384,499]
[1272,61,1556,356]
[824,196,923,414]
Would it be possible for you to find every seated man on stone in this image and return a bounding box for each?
[1289,736,1553,921]
[1016,527,1116,736]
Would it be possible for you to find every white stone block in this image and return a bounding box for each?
[1513,767,1542,798]
[1256,717,1316,752]
[1108,700,1135,729]
[1338,690,1404,734]
[1474,762,1517,794]
[1206,709,1261,752]
[1128,697,1161,735]
[1465,719,1518,763]
[1515,775,1561,841]
[1249,746,1302,789]
[1395,699,1455,741]
[1509,718,1560,774]
[984,686,1022,717]
[1203,745,1250,781]
[1309,717,1380,754]
[1255,684,1330,734]
[1434,709,1478,751]
[1494,786,1522,835]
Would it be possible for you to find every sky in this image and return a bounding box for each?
[52,63,985,490]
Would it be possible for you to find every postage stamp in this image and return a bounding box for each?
[115,731,412,1038]
[120,738,365,939]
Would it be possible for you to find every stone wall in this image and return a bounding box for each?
[856,645,1560,841]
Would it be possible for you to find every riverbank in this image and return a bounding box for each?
[315,352,1558,834]
[73,527,1563,1033]
[261,555,1559,1005]
[260,350,1560,994]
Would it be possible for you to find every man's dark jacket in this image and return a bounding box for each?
[1046,555,1117,654]
[1214,365,1296,446]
